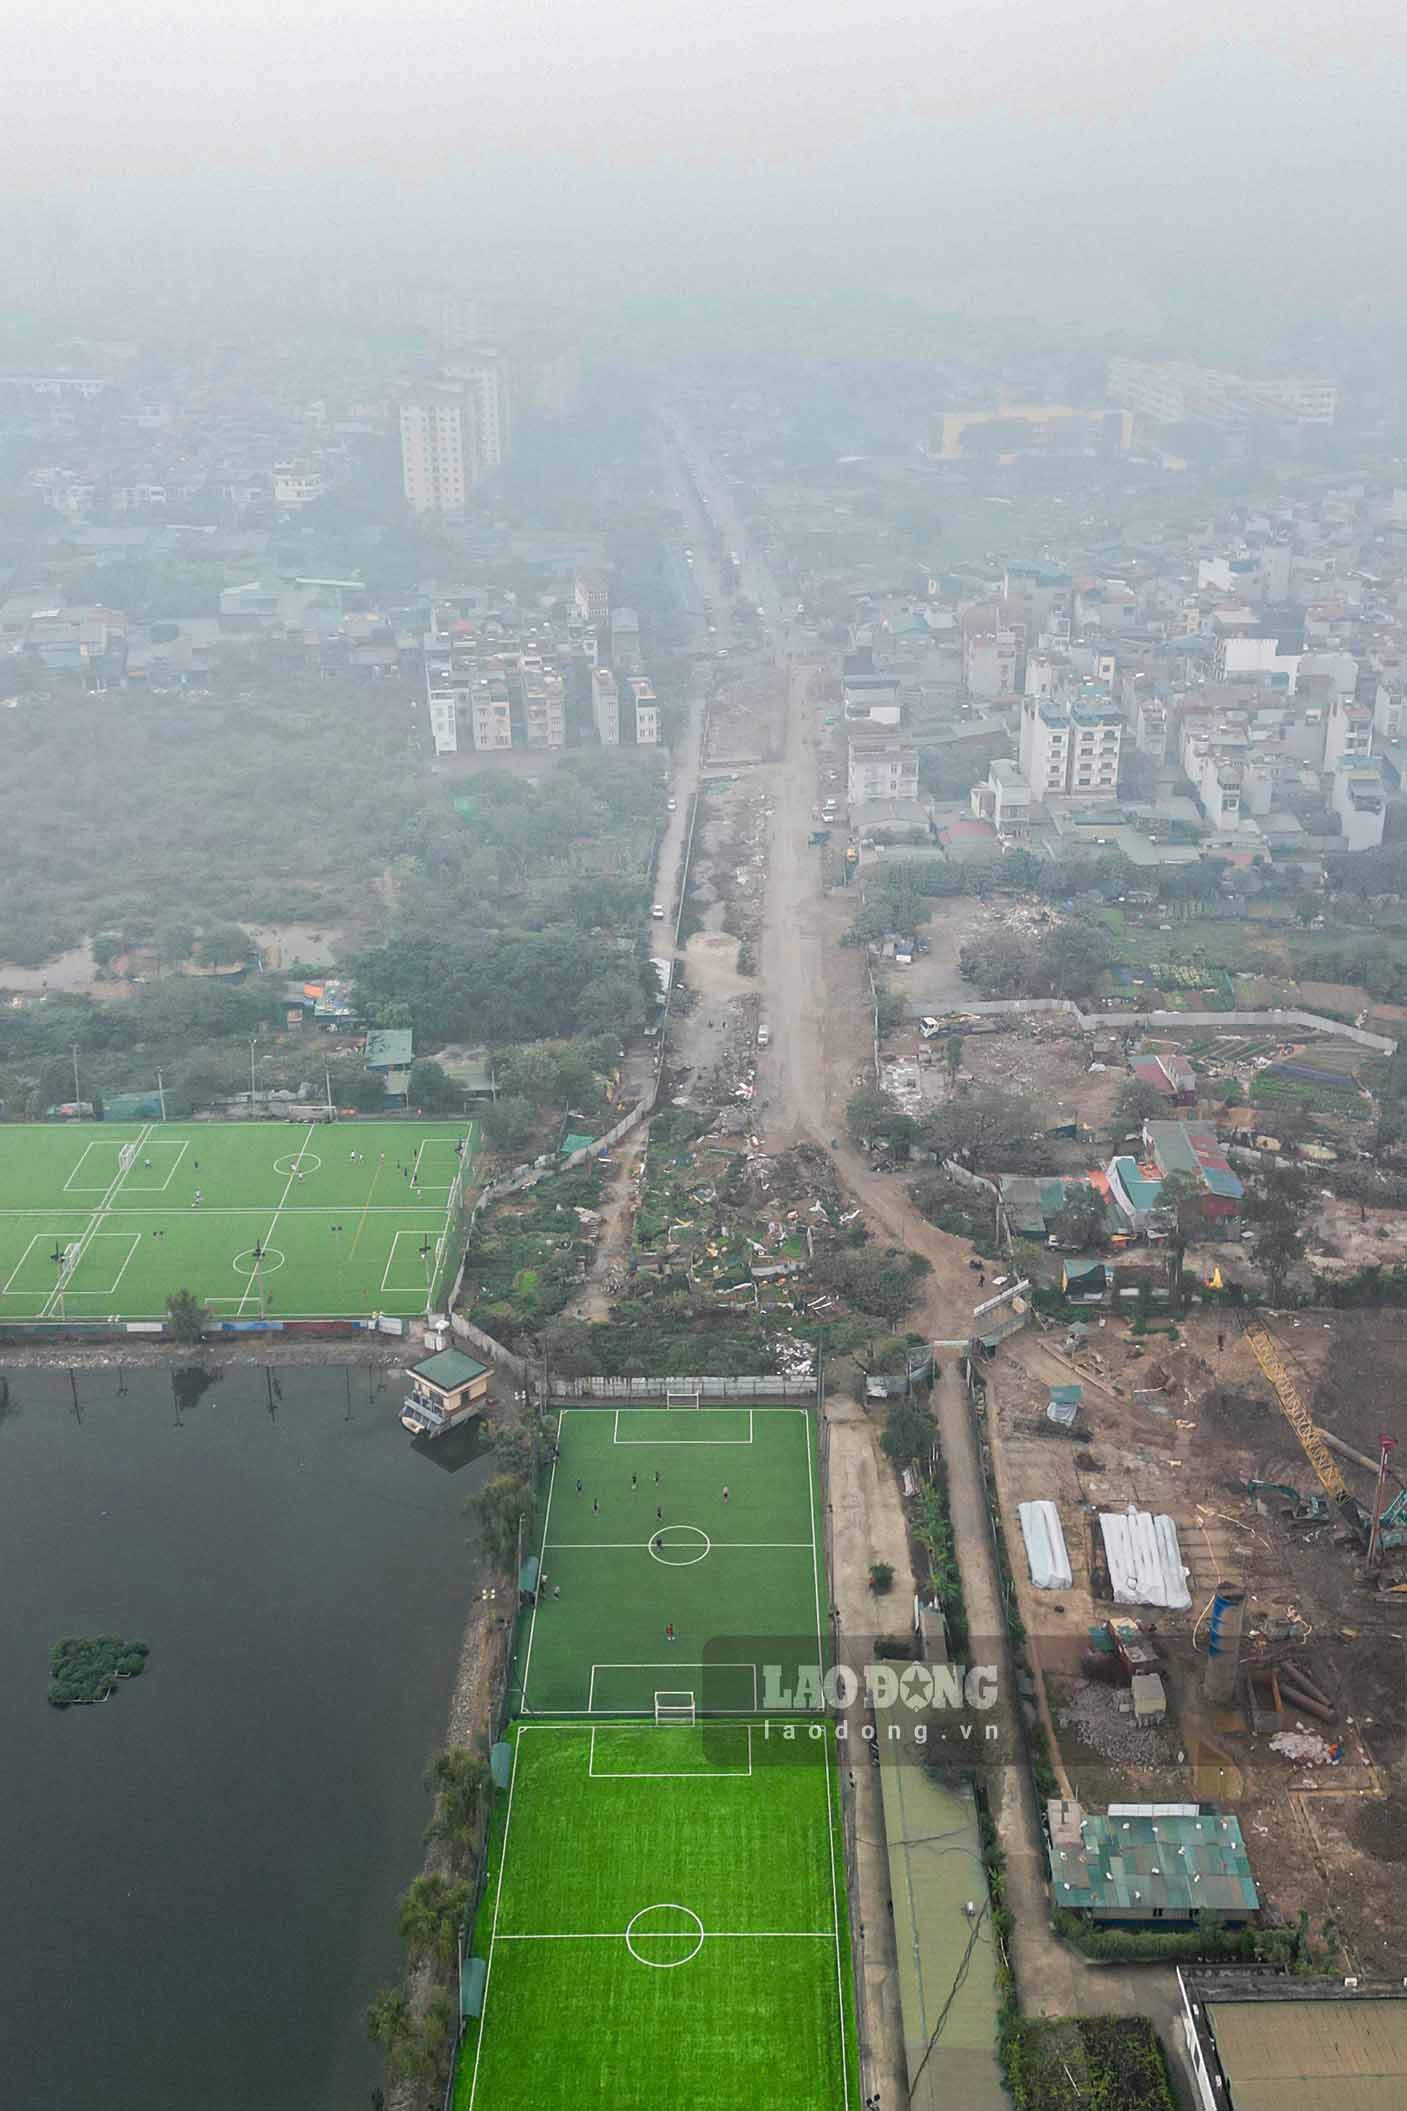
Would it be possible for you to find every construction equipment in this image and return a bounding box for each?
[1368,1436,1398,1571]
[1246,1479,1330,1523]
[1243,1320,1372,1538]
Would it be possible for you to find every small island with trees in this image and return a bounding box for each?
[48,1634,150,1708]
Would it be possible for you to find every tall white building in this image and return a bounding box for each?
[1019,694,1122,798]
[629,677,659,745]
[400,386,472,514]
[847,737,918,804]
[446,353,510,471]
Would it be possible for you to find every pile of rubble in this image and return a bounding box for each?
[1056,1677,1173,1765]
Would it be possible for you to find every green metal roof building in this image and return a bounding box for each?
[1047,1801,1260,1924]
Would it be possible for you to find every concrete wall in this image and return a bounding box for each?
[905,997,1396,1054]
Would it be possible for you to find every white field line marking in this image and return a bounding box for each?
[565,1405,803,1416]
[379,1226,433,1295]
[62,1140,110,1192]
[517,1411,562,1713]
[41,1124,151,1316]
[120,1141,188,1191]
[823,1724,851,2111]
[611,1405,754,1445]
[105,1232,144,1297]
[34,1232,143,1299]
[587,1663,759,1713]
[587,1725,752,1778]
[493,1929,835,1941]
[0,1205,451,1218]
[465,1729,523,2111]
[546,1540,812,1550]
[235,1125,315,1317]
[409,1136,457,1198]
[2,1231,79,1299]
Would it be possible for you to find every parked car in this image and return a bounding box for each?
[651,904,667,920]
[666,797,677,811]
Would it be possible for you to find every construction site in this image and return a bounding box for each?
[988,1303,1407,1971]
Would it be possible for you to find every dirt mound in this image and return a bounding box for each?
[1352,1797,1407,1862]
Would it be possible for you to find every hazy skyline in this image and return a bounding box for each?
[5,2,1407,331]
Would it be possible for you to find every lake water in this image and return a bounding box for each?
[0,1361,490,2110]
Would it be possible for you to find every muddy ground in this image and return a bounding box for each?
[991,1305,1407,1970]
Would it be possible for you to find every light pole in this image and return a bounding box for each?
[251,1235,268,1319]
[71,1043,81,1110]
[330,1223,345,1312]
[156,1067,167,1122]
[420,1235,435,1319]
[248,1035,260,1112]
[50,1240,67,1322]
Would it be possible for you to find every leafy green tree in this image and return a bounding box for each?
[407,1058,460,1112]
[1115,1078,1168,1131]
[944,1034,963,1085]
[365,1987,411,2056]
[880,1391,937,1469]
[481,1094,537,1154]
[425,1746,489,1853]
[1050,1183,1107,1251]
[193,923,252,967]
[397,1873,470,1972]
[959,931,1032,996]
[917,1087,1052,1172]
[165,1288,209,1344]
[845,1086,916,1150]
[472,1473,532,1571]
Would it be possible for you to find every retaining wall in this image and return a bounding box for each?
[906,997,1397,1054]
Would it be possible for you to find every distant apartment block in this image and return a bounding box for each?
[272,462,326,508]
[444,351,510,470]
[1019,694,1121,798]
[1330,759,1386,852]
[524,667,566,749]
[592,666,620,746]
[400,386,472,514]
[628,677,659,746]
[970,758,1032,840]
[610,605,642,674]
[1108,357,1338,429]
[847,737,918,804]
[926,404,1132,460]
[1323,693,1373,772]
[575,569,609,627]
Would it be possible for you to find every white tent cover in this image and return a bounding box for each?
[1098,1506,1191,1611]
[1018,1499,1073,1591]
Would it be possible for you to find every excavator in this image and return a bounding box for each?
[1244,1479,1330,1524]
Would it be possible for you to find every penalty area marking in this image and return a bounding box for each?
[586,1661,760,1714]
[612,1407,754,1445]
[587,1724,753,1778]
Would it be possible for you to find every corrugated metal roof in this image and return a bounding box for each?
[1209,1999,1407,2111]
[1050,1811,1259,1917]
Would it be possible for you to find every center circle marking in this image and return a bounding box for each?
[273,1152,322,1177]
[647,1524,711,1566]
[624,1904,704,1968]
[233,1246,286,1276]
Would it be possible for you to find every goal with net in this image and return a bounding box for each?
[118,1145,137,1173]
[654,1693,696,1726]
[664,1382,702,1410]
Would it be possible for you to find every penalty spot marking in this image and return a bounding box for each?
[647,1524,710,1566]
[624,1904,704,1968]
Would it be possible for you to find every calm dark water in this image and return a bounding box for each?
[0,1362,490,2111]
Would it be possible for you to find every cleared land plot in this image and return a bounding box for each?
[460,1721,855,2111]
[519,1407,824,1715]
[0,1120,475,1320]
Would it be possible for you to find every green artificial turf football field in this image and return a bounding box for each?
[458,1721,857,2111]
[0,1119,476,1320]
[517,1406,825,1716]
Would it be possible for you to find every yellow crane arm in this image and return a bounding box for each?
[1243,1320,1350,1507]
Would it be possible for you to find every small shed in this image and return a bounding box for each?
[1132,1671,1168,1727]
[401,1346,490,1436]
[1047,1383,1082,1429]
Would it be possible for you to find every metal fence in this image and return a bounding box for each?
[546,1374,820,1402]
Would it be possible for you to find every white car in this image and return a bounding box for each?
[666,797,677,812]
[651,904,667,920]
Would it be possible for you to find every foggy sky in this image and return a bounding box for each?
[5,1,1407,329]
